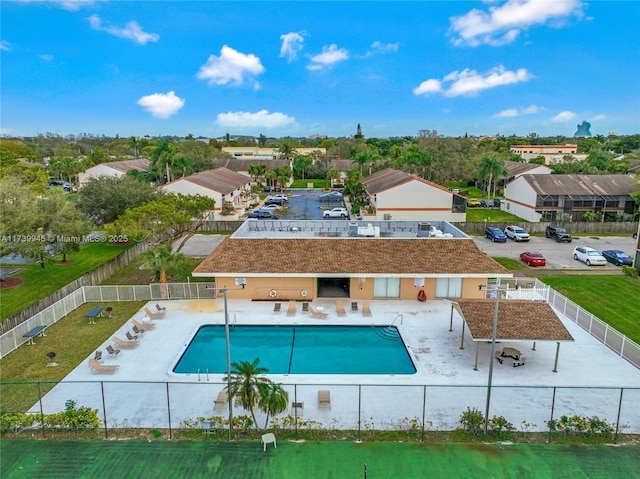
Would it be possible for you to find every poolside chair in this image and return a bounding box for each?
[273,303,282,313]
[214,390,228,410]
[126,331,139,341]
[144,307,166,320]
[362,301,372,317]
[132,318,155,331]
[302,302,309,312]
[287,301,296,316]
[93,350,103,362]
[318,390,331,409]
[132,325,146,336]
[336,301,346,317]
[309,306,328,319]
[112,336,138,349]
[106,345,121,358]
[156,303,167,312]
[351,301,358,312]
[89,358,119,374]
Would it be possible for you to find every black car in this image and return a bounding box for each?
[480,199,494,208]
[545,225,572,242]
[264,198,286,206]
[247,209,275,219]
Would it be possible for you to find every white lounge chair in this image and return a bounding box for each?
[318,390,331,409]
[89,358,119,374]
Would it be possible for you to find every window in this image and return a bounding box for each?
[373,278,400,298]
[435,278,462,298]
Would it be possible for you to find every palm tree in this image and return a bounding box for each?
[150,139,180,183]
[325,167,339,188]
[257,383,289,430]
[128,136,140,159]
[278,142,297,160]
[223,358,271,430]
[140,245,186,283]
[478,153,508,198]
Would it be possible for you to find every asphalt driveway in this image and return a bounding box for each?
[280,189,347,220]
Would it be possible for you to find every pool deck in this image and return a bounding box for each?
[35,299,640,432]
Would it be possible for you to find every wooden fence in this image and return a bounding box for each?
[452,220,638,235]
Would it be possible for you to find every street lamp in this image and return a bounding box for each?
[207,278,246,440]
[478,283,509,435]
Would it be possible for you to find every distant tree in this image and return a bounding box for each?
[248,164,267,183]
[127,137,140,159]
[149,139,181,183]
[277,142,297,159]
[326,167,340,188]
[85,146,109,166]
[0,140,37,166]
[293,155,312,180]
[78,175,160,225]
[528,156,546,165]
[0,163,49,192]
[478,153,508,198]
[355,123,364,139]
[49,156,82,184]
[258,134,268,147]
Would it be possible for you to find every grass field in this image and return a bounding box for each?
[2,440,639,479]
[0,242,132,321]
[535,274,640,344]
[465,208,525,223]
[100,257,208,285]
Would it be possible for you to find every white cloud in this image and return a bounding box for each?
[39,54,54,61]
[88,15,159,45]
[280,32,305,62]
[591,114,607,121]
[306,44,349,70]
[552,110,577,122]
[216,110,295,129]
[197,45,265,87]
[414,65,532,97]
[136,91,185,119]
[412,79,442,96]
[493,104,542,117]
[450,0,584,46]
[364,40,399,57]
[0,40,11,51]
[17,0,102,11]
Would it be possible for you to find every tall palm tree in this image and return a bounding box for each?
[140,245,186,283]
[257,383,289,430]
[278,142,297,160]
[128,136,140,159]
[325,167,339,188]
[478,153,508,198]
[223,358,271,430]
[150,139,180,183]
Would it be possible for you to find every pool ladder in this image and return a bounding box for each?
[197,368,210,381]
[377,314,403,340]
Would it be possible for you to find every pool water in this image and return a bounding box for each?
[173,325,416,375]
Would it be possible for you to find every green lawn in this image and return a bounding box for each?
[465,208,525,223]
[535,275,640,343]
[100,257,208,285]
[2,440,639,479]
[0,301,145,412]
[491,257,525,270]
[289,179,331,188]
[0,242,133,321]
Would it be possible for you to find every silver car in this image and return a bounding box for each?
[504,225,530,242]
[572,246,607,266]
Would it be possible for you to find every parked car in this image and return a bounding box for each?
[573,246,607,266]
[493,198,504,207]
[480,199,494,208]
[601,250,633,266]
[247,209,275,219]
[484,226,507,242]
[261,204,281,210]
[49,179,73,192]
[504,225,530,242]
[520,251,546,267]
[323,207,349,219]
[466,199,482,207]
[319,191,343,202]
[545,225,572,242]
[270,194,288,202]
[265,197,286,206]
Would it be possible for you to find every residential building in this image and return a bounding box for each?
[362,169,466,222]
[509,145,587,165]
[77,159,150,186]
[222,146,325,159]
[504,174,638,222]
[161,167,253,220]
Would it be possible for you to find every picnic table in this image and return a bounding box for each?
[501,347,521,360]
[86,307,104,324]
[23,325,47,345]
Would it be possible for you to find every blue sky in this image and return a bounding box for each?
[1,0,639,139]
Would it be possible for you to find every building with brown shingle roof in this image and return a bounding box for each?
[78,159,150,186]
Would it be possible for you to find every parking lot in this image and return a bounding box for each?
[473,234,637,270]
[269,189,346,220]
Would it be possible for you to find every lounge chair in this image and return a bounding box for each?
[287,301,296,316]
[112,336,138,349]
[132,325,146,336]
[132,318,155,331]
[93,350,103,362]
[336,301,346,317]
[126,331,139,341]
[273,303,281,313]
[302,302,309,312]
[214,390,228,410]
[106,345,121,357]
[309,306,328,319]
[156,303,167,312]
[318,390,331,409]
[89,358,119,374]
[144,307,166,320]
[351,301,358,312]
[362,301,372,317]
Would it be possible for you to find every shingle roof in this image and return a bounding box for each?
[505,161,549,177]
[193,238,510,276]
[454,299,574,342]
[99,159,150,173]
[522,174,636,196]
[168,167,250,194]
[363,169,412,195]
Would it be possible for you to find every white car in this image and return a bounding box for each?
[323,207,349,218]
[261,204,281,210]
[267,194,288,202]
[573,246,607,266]
[504,225,530,242]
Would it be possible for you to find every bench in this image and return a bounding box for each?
[513,357,527,368]
[86,307,104,324]
[23,325,47,345]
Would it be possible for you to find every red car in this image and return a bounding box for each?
[520,251,546,267]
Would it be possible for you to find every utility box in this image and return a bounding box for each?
[417,222,432,237]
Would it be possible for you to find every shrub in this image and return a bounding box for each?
[546,415,614,439]
[621,266,638,278]
[458,407,485,436]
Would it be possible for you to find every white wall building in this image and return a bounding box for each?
[78,159,150,187]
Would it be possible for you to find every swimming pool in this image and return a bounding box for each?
[172,325,416,375]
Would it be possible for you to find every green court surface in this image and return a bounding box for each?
[2,440,639,478]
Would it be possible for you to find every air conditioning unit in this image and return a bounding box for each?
[383,214,392,220]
